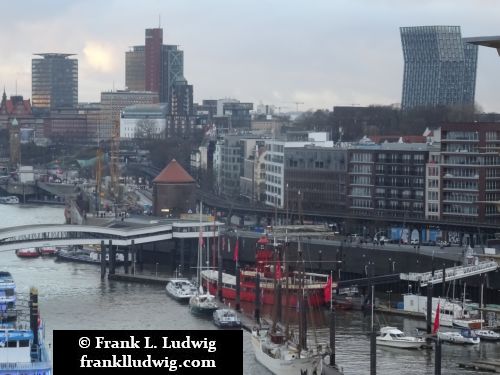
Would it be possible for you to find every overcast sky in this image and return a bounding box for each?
[1,0,499,112]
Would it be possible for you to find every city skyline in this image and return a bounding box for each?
[1,0,500,111]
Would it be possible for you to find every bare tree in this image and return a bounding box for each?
[134,119,162,140]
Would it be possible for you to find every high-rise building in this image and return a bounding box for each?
[32,53,78,110]
[125,28,186,107]
[125,28,187,110]
[145,28,163,95]
[161,45,184,105]
[125,46,145,91]
[400,26,478,110]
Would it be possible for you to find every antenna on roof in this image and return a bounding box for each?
[159,14,161,28]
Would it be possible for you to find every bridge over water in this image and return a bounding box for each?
[0,219,223,251]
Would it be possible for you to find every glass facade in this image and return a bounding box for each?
[32,54,78,110]
[400,26,478,110]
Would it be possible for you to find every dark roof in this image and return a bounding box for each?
[464,36,500,50]
[153,159,195,184]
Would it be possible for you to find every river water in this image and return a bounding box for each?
[1,204,499,374]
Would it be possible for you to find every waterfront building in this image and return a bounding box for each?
[348,140,430,220]
[100,90,159,141]
[120,104,168,139]
[439,123,500,224]
[264,132,334,209]
[285,146,348,217]
[239,140,267,203]
[32,53,78,111]
[400,26,478,110]
[214,135,245,198]
[153,159,196,216]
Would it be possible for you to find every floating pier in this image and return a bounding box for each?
[458,359,500,373]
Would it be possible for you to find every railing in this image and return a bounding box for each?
[0,361,51,370]
[400,261,498,287]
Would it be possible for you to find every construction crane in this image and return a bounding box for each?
[95,147,103,213]
[293,102,304,112]
[109,118,121,207]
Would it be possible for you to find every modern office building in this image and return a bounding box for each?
[32,53,78,110]
[125,28,185,108]
[125,46,146,91]
[145,28,163,95]
[100,90,159,141]
[400,26,478,110]
[120,104,168,139]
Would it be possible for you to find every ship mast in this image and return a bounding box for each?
[297,238,307,354]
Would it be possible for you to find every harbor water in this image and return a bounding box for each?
[1,204,499,374]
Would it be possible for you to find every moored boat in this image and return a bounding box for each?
[56,247,124,265]
[0,196,19,204]
[474,329,500,341]
[202,236,330,307]
[437,329,480,345]
[165,279,197,303]
[251,327,322,375]
[38,246,57,256]
[189,292,218,316]
[189,201,218,316]
[376,326,426,349]
[212,308,241,328]
[0,281,51,374]
[0,271,16,322]
[15,248,39,258]
[251,239,325,375]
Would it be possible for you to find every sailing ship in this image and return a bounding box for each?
[202,236,330,307]
[251,239,324,375]
[165,279,198,303]
[188,202,218,315]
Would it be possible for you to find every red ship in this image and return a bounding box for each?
[15,248,40,258]
[201,236,333,307]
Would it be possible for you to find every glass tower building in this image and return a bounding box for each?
[125,28,185,108]
[400,26,478,110]
[32,53,78,110]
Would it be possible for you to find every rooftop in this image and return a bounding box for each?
[153,159,195,184]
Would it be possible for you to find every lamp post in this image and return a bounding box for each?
[386,289,392,309]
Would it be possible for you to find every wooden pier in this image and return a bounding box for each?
[108,273,170,285]
[458,359,500,373]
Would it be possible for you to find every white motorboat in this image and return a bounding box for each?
[376,327,425,349]
[437,329,480,345]
[165,279,197,303]
[0,196,19,204]
[212,308,241,328]
[474,329,500,341]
